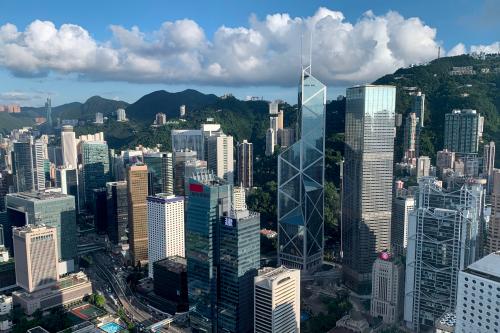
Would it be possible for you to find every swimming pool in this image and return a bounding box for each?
[100,322,125,333]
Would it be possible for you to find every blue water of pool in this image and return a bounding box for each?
[100,322,125,333]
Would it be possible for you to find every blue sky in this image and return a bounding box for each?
[0,0,498,106]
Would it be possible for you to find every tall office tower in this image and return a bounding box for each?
[436,149,455,176]
[444,109,484,154]
[147,194,185,278]
[236,140,253,188]
[254,266,300,333]
[206,133,234,184]
[412,92,425,128]
[404,177,483,332]
[483,141,495,193]
[488,170,500,253]
[280,128,296,148]
[13,225,58,293]
[179,105,186,117]
[81,141,109,206]
[45,97,52,128]
[342,85,396,292]
[47,146,63,167]
[416,156,431,178]
[269,101,279,115]
[186,172,231,332]
[370,251,404,324]
[277,110,284,131]
[144,152,173,196]
[403,112,418,160]
[92,188,107,233]
[218,192,260,333]
[184,159,207,196]
[0,171,8,211]
[278,66,326,273]
[270,116,279,145]
[61,125,78,168]
[13,138,45,192]
[171,129,204,160]
[5,191,77,268]
[265,128,275,156]
[455,252,500,333]
[55,167,79,208]
[391,191,415,257]
[173,149,197,196]
[127,164,149,265]
[106,181,128,244]
[95,112,104,124]
[116,108,127,122]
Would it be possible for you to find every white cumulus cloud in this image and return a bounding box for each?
[0,8,497,87]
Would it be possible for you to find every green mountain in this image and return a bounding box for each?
[125,89,218,122]
[374,54,500,162]
[0,112,35,134]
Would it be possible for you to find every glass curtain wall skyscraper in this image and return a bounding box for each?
[342,85,396,293]
[277,65,326,272]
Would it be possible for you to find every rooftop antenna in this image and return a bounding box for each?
[309,28,313,74]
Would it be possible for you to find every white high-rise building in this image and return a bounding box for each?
[180,105,186,117]
[13,225,59,293]
[269,101,279,115]
[95,112,104,124]
[254,266,300,333]
[147,194,185,278]
[61,125,78,169]
[206,133,234,184]
[370,252,404,324]
[116,108,127,122]
[391,192,415,257]
[270,116,279,145]
[455,252,500,333]
[416,156,431,178]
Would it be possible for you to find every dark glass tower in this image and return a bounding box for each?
[186,172,231,333]
[218,208,260,333]
[278,65,326,272]
[106,181,128,244]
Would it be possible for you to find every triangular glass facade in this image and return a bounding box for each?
[278,66,326,272]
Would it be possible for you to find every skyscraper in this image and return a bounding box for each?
[254,266,300,333]
[55,167,78,207]
[342,85,396,292]
[236,140,253,188]
[81,141,109,206]
[416,156,431,178]
[186,172,231,332]
[147,194,184,278]
[391,190,414,257]
[173,149,197,196]
[412,92,425,128]
[143,152,173,196]
[106,181,128,244]
[444,109,483,154]
[116,108,127,122]
[265,128,275,156]
[404,177,483,332]
[455,252,500,333]
[5,191,77,268]
[483,141,495,193]
[488,170,500,253]
[13,138,45,193]
[206,133,234,184]
[127,164,149,265]
[171,129,204,160]
[45,97,52,128]
[370,251,404,324]
[218,189,260,333]
[270,116,279,146]
[13,225,58,293]
[278,66,326,272]
[403,112,418,160]
[61,125,78,169]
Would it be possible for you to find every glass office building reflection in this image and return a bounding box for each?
[277,66,326,272]
[342,85,396,293]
